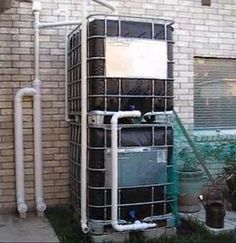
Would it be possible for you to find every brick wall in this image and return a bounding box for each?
[0,0,236,211]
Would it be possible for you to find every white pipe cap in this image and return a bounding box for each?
[32,1,41,11]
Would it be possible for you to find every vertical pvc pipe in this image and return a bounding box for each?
[80,0,89,234]
[110,111,156,231]
[15,94,26,216]
[64,11,70,122]
[56,9,70,122]
[14,0,116,220]
[33,6,46,215]
[79,1,116,232]
[15,87,36,217]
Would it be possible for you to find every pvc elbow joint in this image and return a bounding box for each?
[81,223,89,234]
[17,203,28,214]
[36,202,47,212]
[111,111,141,124]
[14,87,36,103]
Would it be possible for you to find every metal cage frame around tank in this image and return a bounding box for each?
[67,14,174,117]
[68,14,177,233]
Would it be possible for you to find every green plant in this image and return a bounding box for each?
[46,207,91,243]
[208,139,236,174]
[178,139,236,174]
[178,147,199,172]
[178,142,210,172]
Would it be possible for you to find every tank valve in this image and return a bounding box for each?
[128,209,137,223]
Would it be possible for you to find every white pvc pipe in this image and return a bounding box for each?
[80,0,89,234]
[92,0,117,13]
[14,0,117,221]
[62,10,70,122]
[112,220,157,232]
[38,21,81,29]
[34,88,46,214]
[34,9,40,81]
[143,111,173,116]
[33,5,47,215]
[32,0,88,218]
[111,111,157,232]
[90,110,116,116]
[33,0,84,219]
[80,0,117,233]
[55,9,71,122]
[37,17,82,124]
[15,87,36,217]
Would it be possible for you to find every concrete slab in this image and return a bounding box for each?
[90,231,129,243]
[90,227,176,243]
[180,207,236,235]
[141,226,176,239]
[0,213,59,243]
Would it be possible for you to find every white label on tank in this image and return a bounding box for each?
[105,37,168,79]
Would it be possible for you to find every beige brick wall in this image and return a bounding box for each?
[0,0,236,211]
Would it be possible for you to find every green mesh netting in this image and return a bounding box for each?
[173,111,236,181]
[166,116,183,226]
[171,110,236,226]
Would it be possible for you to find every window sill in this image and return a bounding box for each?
[194,129,236,142]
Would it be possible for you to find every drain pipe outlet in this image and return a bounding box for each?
[111,111,156,232]
[15,87,36,216]
[34,82,47,214]
[33,0,47,215]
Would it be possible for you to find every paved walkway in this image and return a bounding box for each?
[181,206,236,234]
[0,213,59,243]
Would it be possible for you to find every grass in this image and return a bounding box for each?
[128,218,233,243]
[46,207,234,243]
[46,207,90,243]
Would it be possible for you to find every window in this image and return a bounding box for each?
[194,57,236,130]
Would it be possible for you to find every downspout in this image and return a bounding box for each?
[15,87,36,218]
[15,0,118,220]
[32,0,47,215]
[33,1,81,218]
[111,111,157,231]
[56,9,70,122]
[64,12,70,122]
[80,0,89,234]
[55,9,71,122]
